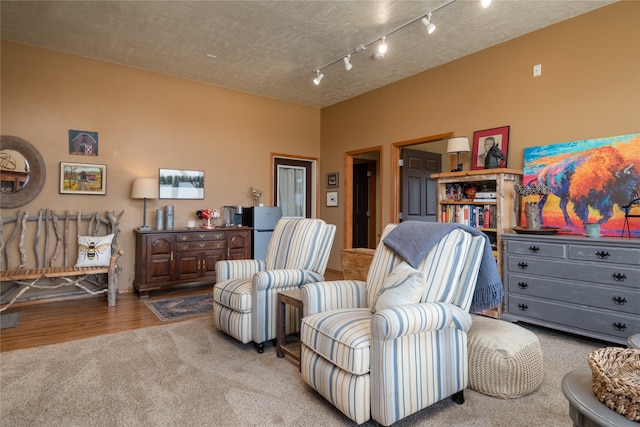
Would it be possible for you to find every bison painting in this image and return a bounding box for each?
[524,134,640,236]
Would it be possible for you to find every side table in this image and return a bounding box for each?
[276,288,303,366]
[561,367,637,427]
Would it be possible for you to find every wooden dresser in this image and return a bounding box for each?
[134,227,251,298]
[502,233,639,345]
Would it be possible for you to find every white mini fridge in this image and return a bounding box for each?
[242,206,282,260]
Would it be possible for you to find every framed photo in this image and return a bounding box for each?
[69,130,98,156]
[59,162,106,195]
[471,126,510,170]
[159,168,204,199]
[326,172,339,188]
[326,191,338,207]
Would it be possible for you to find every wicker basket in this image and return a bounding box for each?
[588,347,640,421]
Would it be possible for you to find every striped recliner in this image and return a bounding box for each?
[300,224,485,426]
[212,218,335,352]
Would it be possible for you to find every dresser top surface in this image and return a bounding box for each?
[503,232,640,247]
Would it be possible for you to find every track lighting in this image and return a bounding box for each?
[343,55,352,71]
[481,0,492,8]
[422,14,436,34]
[311,0,465,85]
[373,37,387,60]
[313,70,324,85]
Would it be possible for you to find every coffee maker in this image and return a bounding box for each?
[223,206,244,226]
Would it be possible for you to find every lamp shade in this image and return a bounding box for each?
[131,177,158,199]
[447,137,470,154]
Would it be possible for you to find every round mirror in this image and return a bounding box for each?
[1,135,46,208]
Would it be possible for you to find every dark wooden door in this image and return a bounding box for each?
[352,162,373,248]
[401,149,441,222]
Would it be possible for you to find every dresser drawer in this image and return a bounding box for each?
[176,241,225,251]
[175,231,225,242]
[505,240,566,259]
[568,244,640,266]
[507,295,640,341]
[507,273,640,315]
[506,256,640,288]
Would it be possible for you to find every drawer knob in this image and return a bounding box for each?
[528,246,540,253]
[181,236,188,241]
[612,296,627,305]
[517,282,529,289]
[612,322,628,331]
[611,273,627,282]
[518,303,528,311]
[517,262,528,270]
[596,251,610,259]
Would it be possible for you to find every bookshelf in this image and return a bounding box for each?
[432,168,522,317]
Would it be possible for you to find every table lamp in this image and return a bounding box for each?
[447,137,470,172]
[131,177,158,230]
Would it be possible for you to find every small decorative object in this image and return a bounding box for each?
[454,184,463,201]
[472,126,510,170]
[465,186,478,200]
[186,220,196,229]
[326,172,339,188]
[250,186,263,206]
[515,183,551,230]
[165,205,174,230]
[197,208,220,229]
[156,208,164,230]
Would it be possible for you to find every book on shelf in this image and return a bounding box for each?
[440,204,496,228]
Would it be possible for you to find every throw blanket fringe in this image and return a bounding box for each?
[383,221,503,313]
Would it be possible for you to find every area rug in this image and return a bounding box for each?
[0,311,22,329]
[144,294,213,321]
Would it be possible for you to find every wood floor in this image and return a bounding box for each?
[0,269,343,353]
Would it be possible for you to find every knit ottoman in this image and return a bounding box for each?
[468,315,543,398]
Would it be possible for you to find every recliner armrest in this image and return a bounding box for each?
[216,259,265,281]
[372,303,472,340]
[301,280,368,316]
[252,269,324,291]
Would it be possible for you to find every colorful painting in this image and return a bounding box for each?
[523,133,640,237]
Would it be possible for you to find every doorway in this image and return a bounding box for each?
[272,155,317,218]
[345,147,382,250]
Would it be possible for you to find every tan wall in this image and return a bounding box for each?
[1,40,321,290]
[319,1,640,269]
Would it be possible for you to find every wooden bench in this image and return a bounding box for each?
[0,210,124,311]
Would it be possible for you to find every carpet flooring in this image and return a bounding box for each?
[0,312,22,330]
[0,316,612,426]
[144,294,213,321]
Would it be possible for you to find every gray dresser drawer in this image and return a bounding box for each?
[507,273,639,315]
[508,295,640,341]
[568,244,640,266]
[505,240,566,259]
[506,256,640,288]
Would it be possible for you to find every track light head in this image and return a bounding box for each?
[422,14,436,34]
[313,70,324,85]
[481,0,492,8]
[373,37,387,60]
[343,55,353,71]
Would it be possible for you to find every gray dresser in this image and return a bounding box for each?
[502,233,640,345]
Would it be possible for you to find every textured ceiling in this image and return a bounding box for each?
[1,0,616,108]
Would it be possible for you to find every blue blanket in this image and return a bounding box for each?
[383,221,503,313]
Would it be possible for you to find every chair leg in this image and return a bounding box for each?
[451,390,465,404]
[254,342,264,353]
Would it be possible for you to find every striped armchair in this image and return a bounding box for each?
[300,224,486,426]
[212,218,335,352]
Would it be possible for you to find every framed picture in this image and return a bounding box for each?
[68,130,98,156]
[159,168,204,199]
[326,191,338,207]
[59,162,106,195]
[471,126,510,170]
[326,172,339,188]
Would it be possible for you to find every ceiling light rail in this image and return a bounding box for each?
[312,0,483,85]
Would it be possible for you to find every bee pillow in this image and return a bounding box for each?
[75,234,115,268]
